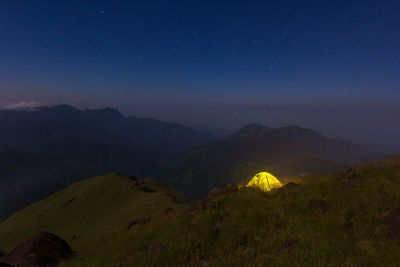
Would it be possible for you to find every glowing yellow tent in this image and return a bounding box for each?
[247,172,282,191]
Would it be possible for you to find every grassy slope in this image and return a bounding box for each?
[0,173,187,266]
[2,156,400,266]
[89,155,400,266]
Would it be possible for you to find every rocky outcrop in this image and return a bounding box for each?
[0,250,11,267]
[0,262,14,267]
[126,217,151,230]
[335,168,358,180]
[3,232,73,267]
[183,184,239,215]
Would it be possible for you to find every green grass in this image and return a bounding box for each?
[0,173,187,266]
[87,155,400,266]
[2,156,400,266]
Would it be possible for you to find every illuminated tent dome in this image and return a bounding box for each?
[246,172,282,191]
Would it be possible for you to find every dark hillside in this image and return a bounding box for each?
[1,156,400,266]
[165,123,378,199]
[0,105,212,221]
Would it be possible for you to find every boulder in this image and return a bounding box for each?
[277,182,301,197]
[3,232,73,267]
[0,262,14,267]
[283,182,299,189]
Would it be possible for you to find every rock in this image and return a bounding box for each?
[126,217,151,230]
[163,207,174,215]
[3,232,73,267]
[388,208,400,241]
[335,168,347,180]
[126,220,139,229]
[224,183,239,193]
[0,262,14,267]
[278,182,300,197]
[206,184,239,200]
[336,168,358,180]
[183,184,239,215]
[141,186,157,193]
[182,203,199,216]
[129,175,138,185]
[207,188,223,198]
[147,242,164,253]
[283,182,299,189]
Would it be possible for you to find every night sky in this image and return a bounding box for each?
[1,1,399,146]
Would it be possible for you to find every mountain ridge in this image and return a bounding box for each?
[165,123,379,199]
[0,105,212,222]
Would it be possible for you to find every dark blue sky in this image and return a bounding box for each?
[1,1,399,145]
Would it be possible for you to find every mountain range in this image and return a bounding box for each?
[0,105,211,221]
[0,105,383,221]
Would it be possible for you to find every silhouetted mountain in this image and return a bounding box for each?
[0,105,212,221]
[360,142,400,155]
[0,105,211,155]
[194,126,235,138]
[165,123,379,199]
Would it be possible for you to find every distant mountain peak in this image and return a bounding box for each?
[239,123,269,132]
[88,107,125,120]
[279,125,324,138]
[33,104,80,114]
[234,123,271,138]
[282,125,304,131]
[51,104,78,111]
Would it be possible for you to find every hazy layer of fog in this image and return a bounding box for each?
[119,102,400,150]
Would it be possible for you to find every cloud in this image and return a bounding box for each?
[0,101,44,110]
